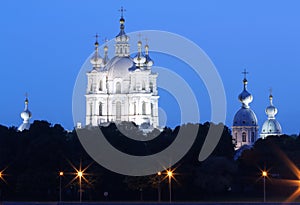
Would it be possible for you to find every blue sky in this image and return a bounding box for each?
[1,1,299,134]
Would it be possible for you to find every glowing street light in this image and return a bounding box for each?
[77,171,83,203]
[157,172,162,202]
[167,170,173,203]
[59,171,64,202]
[66,160,93,203]
[262,170,268,202]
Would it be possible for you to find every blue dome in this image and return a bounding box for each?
[233,107,258,126]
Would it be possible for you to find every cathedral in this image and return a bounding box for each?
[232,72,259,150]
[85,12,159,128]
[232,71,283,150]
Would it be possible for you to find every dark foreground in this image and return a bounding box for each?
[2,202,300,205]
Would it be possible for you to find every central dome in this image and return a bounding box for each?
[233,107,258,126]
[106,56,134,78]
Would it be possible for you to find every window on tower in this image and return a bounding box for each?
[116,82,121,94]
[116,101,121,121]
[242,132,247,142]
[149,82,153,92]
[99,102,103,116]
[142,102,146,115]
[90,103,93,116]
[151,103,154,117]
[133,102,136,115]
[99,80,103,91]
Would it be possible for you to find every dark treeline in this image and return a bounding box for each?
[0,120,299,202]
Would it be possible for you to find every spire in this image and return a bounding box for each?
[144,37,153,67]
[117,7,126,37]
[133,35,146,67]
[103,38,109,65]
[24,92,29,110]
[18,94,32,131]
[115,7,130,57]
[269,88,273,105]
[266,89,278,119]
[242,69,249,90]
[90,34,103,68]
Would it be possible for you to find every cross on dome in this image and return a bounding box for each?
[118,6,126,18]
[269,87,273,100]
[94,33,99,44]
[242,69,249,80]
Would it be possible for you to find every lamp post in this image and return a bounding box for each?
[167,170,173,203]
[59,171,64,202]
[77,171,83,203]
[262,171,268,202]
[157,172,162,202]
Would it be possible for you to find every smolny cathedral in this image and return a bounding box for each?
[16,10,283,150]
[85,13,159,129]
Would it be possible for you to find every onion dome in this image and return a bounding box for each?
[238,78,253,108]
[233,72,258,126]
[115,10,129,42]
[133,41,146,67]
[261,93,282,138]
[90,35,103,68]
[265,94,278,119]
[144,44,154,67]
[18,97,32,131]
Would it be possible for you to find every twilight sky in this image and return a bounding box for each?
[1,1,299,134]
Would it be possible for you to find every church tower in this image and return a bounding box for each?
[85,9,159,128]
[232,71,259,150]
[18,96,32,131]
[260,91,282,139]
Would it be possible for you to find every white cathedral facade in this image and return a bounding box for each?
[85,14,159,128]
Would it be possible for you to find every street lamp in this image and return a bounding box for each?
[157,172,162,202]
[59,171,64,202]
[262,170,268,202]
[167,170,173,203]
[77,171,83,203]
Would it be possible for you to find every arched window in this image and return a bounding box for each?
[142,81,146,90]
[89,103,93,116]
[142,102,146,115]
[116,101,121,121]
[99,102,102,116]
[116,82,121,94]
[90,83,93,92]
[133,102,136,115]
[99,80,103,91]
[242,132,246,142]
[151,103,154,117]
[149,82,153,92]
